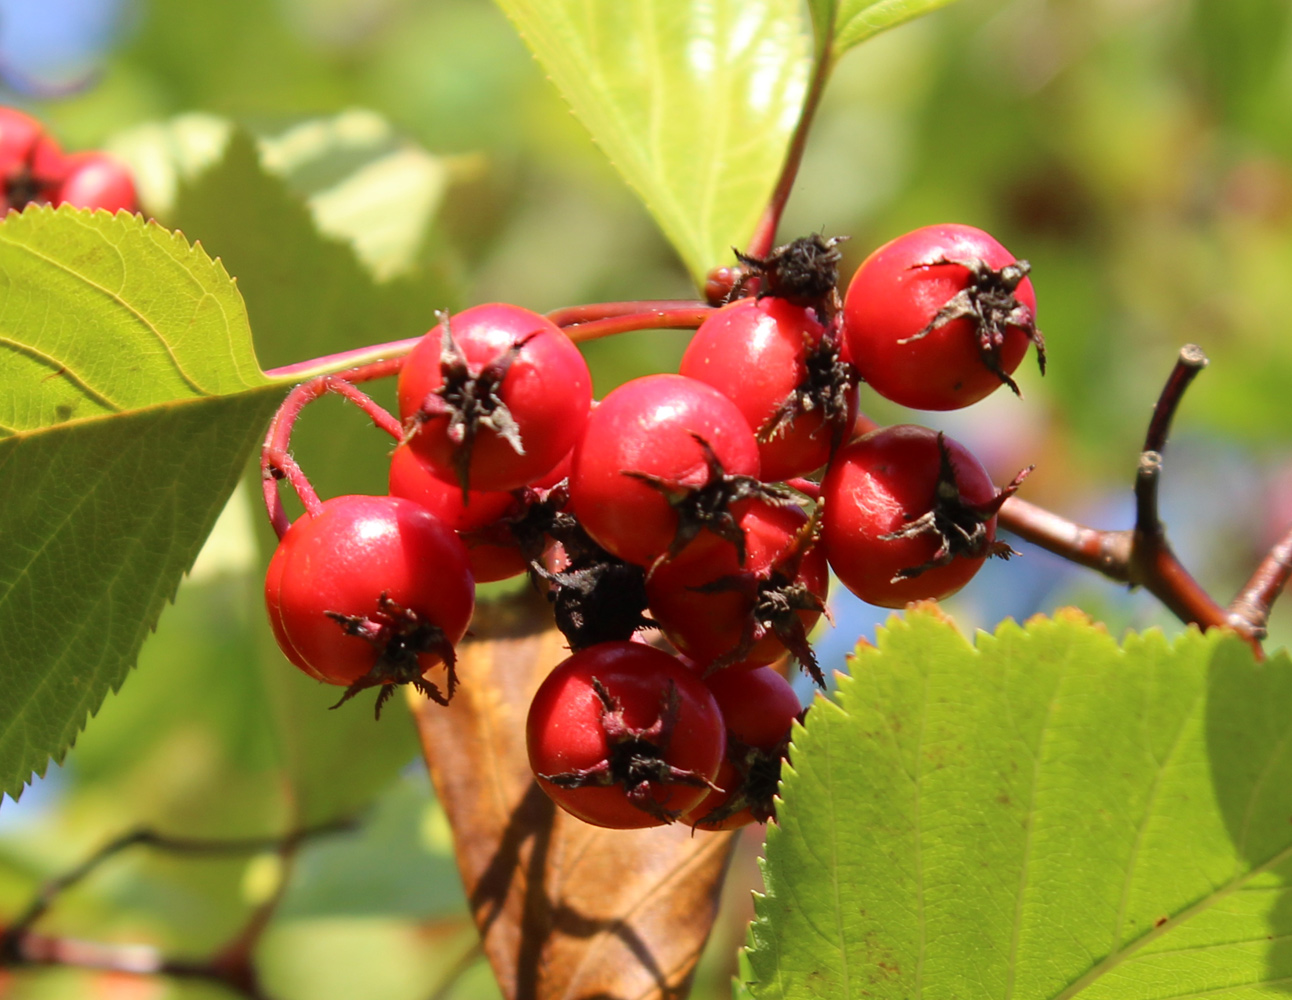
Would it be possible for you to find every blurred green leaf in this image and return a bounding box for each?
[745,609,1292,1000]
[0,208,281,802]
[491,0,810,281]
[1187,0,1292,128]
[808,0,962,58]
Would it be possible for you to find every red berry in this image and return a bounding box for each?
[397,303,591,493]
[0,108,64,212]
[568,374,762,567]
[821,424,1021,607]
[526,642,725,828]
[264,494,475,715]
[645,500,829,679]
[682,666,801,831]
[53,152,138,214]
[388,442,527,583]
[843,224,1042,410]
[680,297,856,481]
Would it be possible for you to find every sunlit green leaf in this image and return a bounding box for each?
[809,0,962,59]
[0,207,281,801]
[491,0,810,282]
[746,610,1292,1000]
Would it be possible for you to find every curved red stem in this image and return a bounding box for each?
[261,364,404,539]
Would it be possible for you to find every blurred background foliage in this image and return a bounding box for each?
[1,0,1291,997]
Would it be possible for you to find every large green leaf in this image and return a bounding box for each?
[807,0,962,59]
[491,0,810,281]
[745,610,1292,999]
[0,207,281,801]
[112,110,464,284]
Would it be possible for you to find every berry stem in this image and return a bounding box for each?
[261,372,403,538]
[547,299,709,328]
[265,339,421,381]
[745,43,834,261]
[558,306,715,343]
[785,477,822,501]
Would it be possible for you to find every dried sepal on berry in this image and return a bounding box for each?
[880,432,1031,582]
[325,593,458,718]
[732,233,848,314]
[624,433,797,565]
[900,255,1046,395]
[404,311,533,498]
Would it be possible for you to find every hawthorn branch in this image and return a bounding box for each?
[998,344,1263,650]
[1229,524,1292,640]
[0,820,355,999]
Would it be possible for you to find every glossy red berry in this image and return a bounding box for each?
[568,374,762,567]
[526,642,725,829]
[821,424,1022,608]
[387,442,527,583]
[682,666,801,831]
[680,296,856,481]
[645,500,829,681]
[843,224,1042,410]
[53,151,139,214]
[0,108,64,212]
[265,494,475,715]
[397,303,592,493]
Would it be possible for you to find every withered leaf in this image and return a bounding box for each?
[408,589,737,1000]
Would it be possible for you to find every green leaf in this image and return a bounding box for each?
[810,0,962,59]
[112,110,464,284]
[0,207,281,801]
[491,0,810,282]
[745,609,1292,999]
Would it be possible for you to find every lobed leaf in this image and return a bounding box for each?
[0,207,281,801]
[745,608,1292,999]
[491,0,810,282]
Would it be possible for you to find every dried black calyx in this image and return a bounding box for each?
[4,170,43,212]
[881,433,1031,582]
[732,234,848,313]
[325,593,457,720]
[757,319,855,454]
[405,311,535,498]
[527,510,653,650]
[901,255,1047,395]
[625,434,797,564]
[538,678,720,823]
[695,514,828,687]
[690,728,792,829]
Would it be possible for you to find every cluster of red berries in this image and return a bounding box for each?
[264,222,1041,830]
[0,107,138,216]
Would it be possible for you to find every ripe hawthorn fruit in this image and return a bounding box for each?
[54,151,139,214]
[0,107,64,212]
[645,499,829,680]
[526,642,725,828]
[820,424,1023,608]
[387,442,527,583]
[568,373,766,567]
[843,223,1042,410]
[397,303,592,494]
[265,494,475,716]
[680,296,856,481]
[682,665,801,831]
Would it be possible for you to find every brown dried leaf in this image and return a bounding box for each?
[408,590,737,1000]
